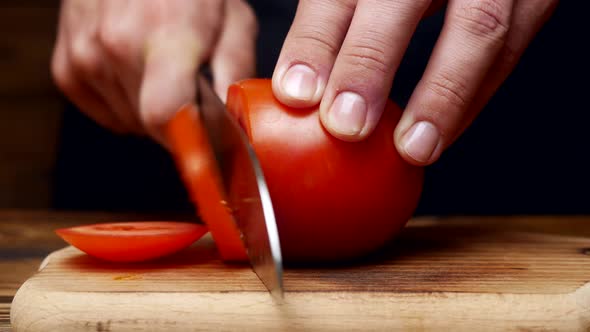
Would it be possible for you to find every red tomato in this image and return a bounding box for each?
[166,105,249,262]
[55,222,208,262]
[226,79,424,261]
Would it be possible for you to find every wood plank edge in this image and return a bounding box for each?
[573,282,590,328]
[10,283,590,331]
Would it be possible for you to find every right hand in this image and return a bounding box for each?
[51,0,259,145]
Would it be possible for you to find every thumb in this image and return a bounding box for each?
[139,30,208,146]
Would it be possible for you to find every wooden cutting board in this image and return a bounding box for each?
[10,219,590,331]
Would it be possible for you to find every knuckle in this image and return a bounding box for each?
[340,42,389,76]
[138,104,156,128]
[291,24,341,56]
[456,0,510,44]
[139,96,168,129]
[69,38,102,77]
[424,71,469,110]
[51,54,73,93]
[288,0,356,57]
[139,107,164,130]
[98,23,133,59]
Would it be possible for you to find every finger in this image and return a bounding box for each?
[52,24,126,133]
[64,0,143,134]
[140,35,215,145]
[99,0,145,112]
[211,0,258,102]
[319,0,432,141]
[452,0,559,143]
[69,37,144,134]
[139,1,224,145]
[271,0,356,108]
[395,0,513,165]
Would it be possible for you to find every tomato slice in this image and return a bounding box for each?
[166,105,248,262]
[55,222,208,262]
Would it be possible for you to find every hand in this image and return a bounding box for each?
[272,0,558,165]
[51,0,258,145]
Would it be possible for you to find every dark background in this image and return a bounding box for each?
[51,1,589,216]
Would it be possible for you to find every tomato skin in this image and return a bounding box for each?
[55,222,208,262]
[166,106,249,262]
[227,79,424,261]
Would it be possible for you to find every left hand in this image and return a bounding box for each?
[271,0,558,166]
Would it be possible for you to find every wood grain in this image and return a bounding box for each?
[10,217,590,332]
[0,260,42,298]
[0,210,197,331]
[0,303,11,332]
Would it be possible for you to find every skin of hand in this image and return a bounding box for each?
[51,0,258,146]
[271,0,559,166]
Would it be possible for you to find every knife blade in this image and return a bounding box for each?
[194,75,284,299]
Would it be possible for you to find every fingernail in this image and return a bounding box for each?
[327,92,367,136]
[401,121,440,163]
[281,64,318,101]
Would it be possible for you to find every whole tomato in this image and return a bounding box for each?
[227,79,424,262]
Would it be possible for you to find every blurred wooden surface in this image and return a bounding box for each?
[2,212,590,331]
[0,1,63,208]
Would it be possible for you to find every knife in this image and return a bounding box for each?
[189,74,284,299]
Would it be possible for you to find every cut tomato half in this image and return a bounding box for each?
[226,79,424,261]
[166,105,248,261]
[55,221,208,262]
